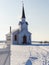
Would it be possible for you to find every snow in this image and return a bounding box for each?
[0,43,49,65]
[11,45,49,65]
[0,44,10,65]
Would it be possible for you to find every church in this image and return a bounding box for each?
[6,5,31,45]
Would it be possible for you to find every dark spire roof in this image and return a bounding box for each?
[22,5,26,18]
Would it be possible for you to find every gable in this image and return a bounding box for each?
[12,29,20,35]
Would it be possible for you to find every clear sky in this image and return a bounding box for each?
[0,0,49,41]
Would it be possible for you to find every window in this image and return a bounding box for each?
[23,35,27,44]
[14,35,17,41]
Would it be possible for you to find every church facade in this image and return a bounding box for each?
[6,5,31,45]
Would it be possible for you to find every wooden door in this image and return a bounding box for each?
[23,35,27,44]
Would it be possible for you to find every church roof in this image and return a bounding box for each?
[6,29,20,36]
[11,29,20,34]
[22,5,25,18]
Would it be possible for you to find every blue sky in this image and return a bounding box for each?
[0,0,49,41]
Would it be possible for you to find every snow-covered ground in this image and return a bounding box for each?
[0,43,49,65]
[0,44,10,65]
[11,45,49,65]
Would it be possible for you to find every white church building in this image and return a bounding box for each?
[0,3,49,65]
[6,5,31,45]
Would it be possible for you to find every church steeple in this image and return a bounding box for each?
[19,2,29,30]
[22,3,26,19]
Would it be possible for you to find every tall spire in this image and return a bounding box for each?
[22,2,25,18]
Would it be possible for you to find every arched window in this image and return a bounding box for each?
[14,35,17,41]
[23,35,27,44]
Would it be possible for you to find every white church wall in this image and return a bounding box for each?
[18,30,31,44]
[18,33,22,44]
[12,32,18,45]
[21,22,28,31]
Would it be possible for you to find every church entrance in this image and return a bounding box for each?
[23,35,27,44]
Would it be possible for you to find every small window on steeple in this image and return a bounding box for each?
[14,35,17,41]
